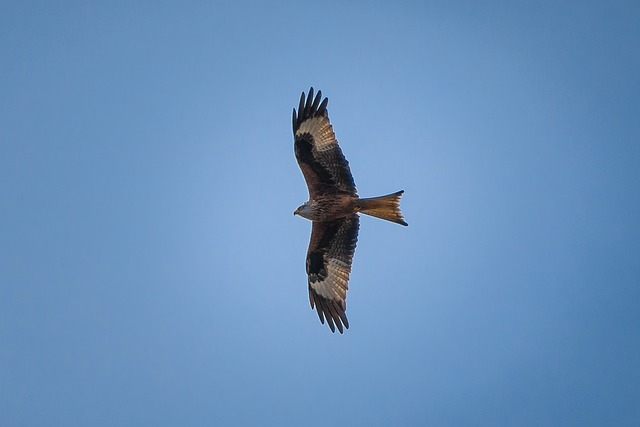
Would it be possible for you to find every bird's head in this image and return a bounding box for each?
[294,201,312,220]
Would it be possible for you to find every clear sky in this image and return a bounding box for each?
[2,1,639,426]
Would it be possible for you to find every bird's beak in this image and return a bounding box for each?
[293,208,299,216]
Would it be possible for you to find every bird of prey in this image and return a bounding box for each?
[293,87,407,333]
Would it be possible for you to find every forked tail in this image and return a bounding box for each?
[356,190,408,226]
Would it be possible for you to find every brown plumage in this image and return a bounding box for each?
[293,87,408,333]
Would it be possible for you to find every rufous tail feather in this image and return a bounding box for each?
[356,190,408,226]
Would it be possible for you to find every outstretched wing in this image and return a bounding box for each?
[293,87,357,197]
[306,215,359,333]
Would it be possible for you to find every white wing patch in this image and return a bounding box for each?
[295,116,337,152]
[309,257,351,303]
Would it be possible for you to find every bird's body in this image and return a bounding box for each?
[295,192,407,224]
[294,193,354,222]
[293,88,407,333]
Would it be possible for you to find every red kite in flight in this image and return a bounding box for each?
[293,87,407,333]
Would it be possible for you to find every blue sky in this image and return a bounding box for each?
[2,1,639,425]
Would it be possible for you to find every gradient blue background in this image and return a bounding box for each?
[2,1,639,425]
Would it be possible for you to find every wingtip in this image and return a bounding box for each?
[294,87,330,127]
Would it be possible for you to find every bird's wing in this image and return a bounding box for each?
[293,87,357,197]
[306,215,359,333]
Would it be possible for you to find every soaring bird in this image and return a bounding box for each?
[293,87,407,333]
